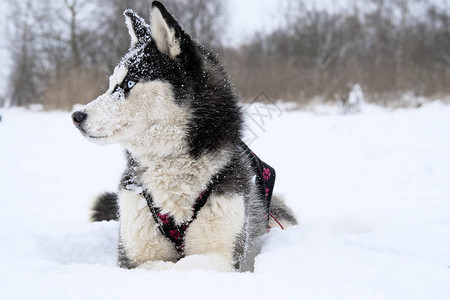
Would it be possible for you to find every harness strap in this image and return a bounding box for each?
[141,187,212,260]
[239,141,276,211]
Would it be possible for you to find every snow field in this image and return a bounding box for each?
[0,102,449,299]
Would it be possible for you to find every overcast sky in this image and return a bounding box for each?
[225,0,286,46]
[224,0,359,45]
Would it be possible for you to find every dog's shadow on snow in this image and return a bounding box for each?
[33,221,119,266]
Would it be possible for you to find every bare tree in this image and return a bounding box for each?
[95,0,150,68]
[164,0,226,47]
[8,0,39,107]
[222,0,450,104]
[5,0,449,109]
[65,0,81,67]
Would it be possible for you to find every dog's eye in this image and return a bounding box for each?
[127,80,136,89]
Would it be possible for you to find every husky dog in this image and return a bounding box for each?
[72,1,296,272]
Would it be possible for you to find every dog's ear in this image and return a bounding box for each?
[150,1,185,59]
[124,9,151,48]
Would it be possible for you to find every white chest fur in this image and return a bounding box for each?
[119,189,178,264]
[137,150,231,224]
[118,188,245,269]
[119,148,244,269]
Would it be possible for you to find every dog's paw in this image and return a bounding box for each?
[173,254,234,272]
[137,260,175,271]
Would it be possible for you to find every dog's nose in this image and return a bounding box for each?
[72,111,87,126]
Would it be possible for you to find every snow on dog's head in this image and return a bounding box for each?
[72,1,242,158]
[71,4,189,156]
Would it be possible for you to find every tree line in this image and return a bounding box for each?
[5,0,450,109]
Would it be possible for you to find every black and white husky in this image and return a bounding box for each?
[72,1,296,272]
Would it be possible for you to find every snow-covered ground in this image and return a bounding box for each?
[0,102,449,299]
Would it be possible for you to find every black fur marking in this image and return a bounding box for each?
[152,1,183,41]
[112,77,138,97]
[126,41,188,101]
[119,151,142,191]
[119,5,243,158]
[124,9,151,47]
[90,192,119,222]
[118,238,137,269]
[210,150,251,196]
[186,60,243,158]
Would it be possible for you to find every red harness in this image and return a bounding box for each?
[141,187,212,260]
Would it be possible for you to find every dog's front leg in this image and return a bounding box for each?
[181,193,246,272]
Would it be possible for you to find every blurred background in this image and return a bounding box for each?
[0,0,449,110]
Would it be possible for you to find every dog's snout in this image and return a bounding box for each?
[72,111,87,126]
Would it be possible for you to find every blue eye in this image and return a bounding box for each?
[127,80,136,89]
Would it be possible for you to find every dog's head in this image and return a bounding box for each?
[72,1,242,158]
